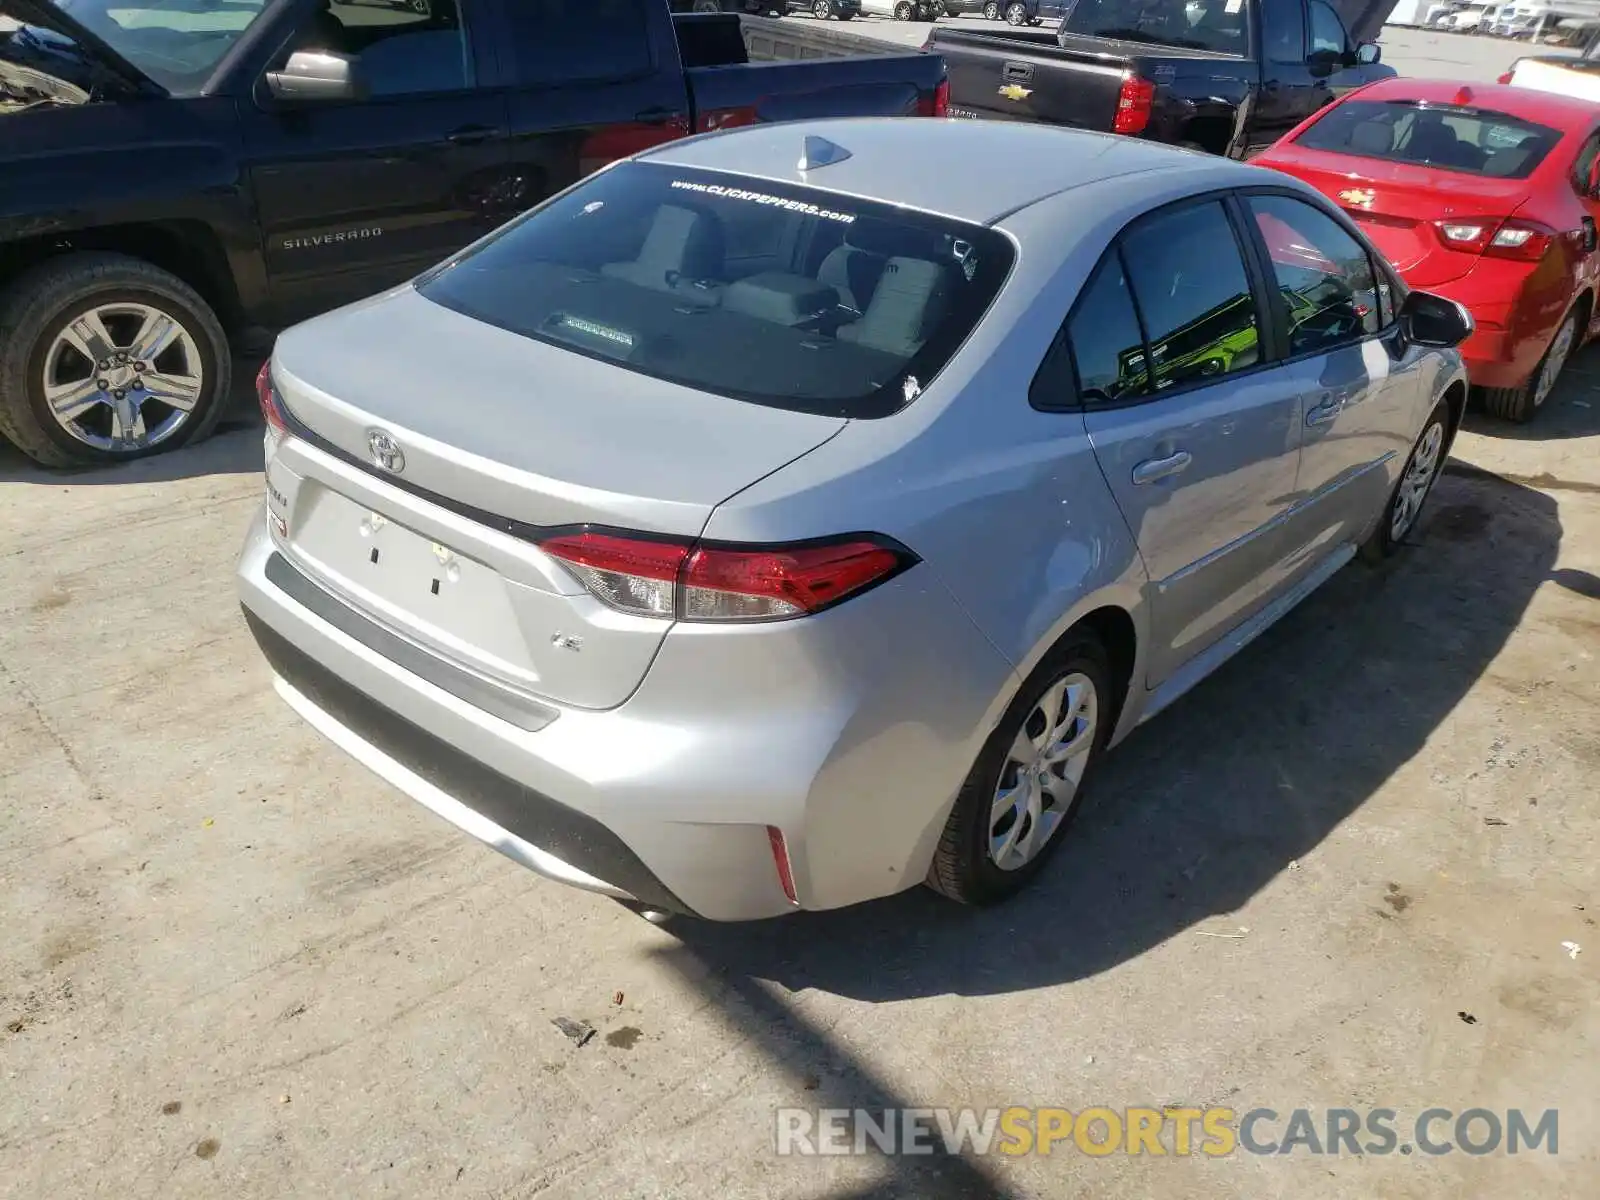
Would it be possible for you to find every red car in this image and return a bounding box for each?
[1254,78,1600,422]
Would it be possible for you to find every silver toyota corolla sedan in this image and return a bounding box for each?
[238,118,1471,921]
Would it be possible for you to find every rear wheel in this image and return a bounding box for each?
[813,0,832,16]
[983,0,1001,17]
[894,1,912,16]
[928,632,1112,905]
[1479,305,1580,423]
[1005,0,1029,22]
[0,253,230,468]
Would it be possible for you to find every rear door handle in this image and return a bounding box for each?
[1131,450,1192,485]
[446,125,499,146]
[1306,396,1343,427]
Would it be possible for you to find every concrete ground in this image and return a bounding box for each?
[4,18,1599,1200]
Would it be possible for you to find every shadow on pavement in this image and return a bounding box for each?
[645,465,1560,1195]
[1461,348,1600,442]
[0,358,264,485]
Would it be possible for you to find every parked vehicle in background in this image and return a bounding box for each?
[860,0,937,20]
[766,0,862,16]
[939,0,1067,22]
[0,0,944,467]
[1500,31,1600,97]
[1254,78,1600,422]
[240,118,1470,921]
[931,0,1393,158]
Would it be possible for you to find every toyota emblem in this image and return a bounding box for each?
[367,429,405,474]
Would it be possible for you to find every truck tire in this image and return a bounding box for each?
[895,1,913,17]
[0,253,231,468]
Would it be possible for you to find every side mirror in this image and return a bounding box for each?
[1306,48,1341,77]
[1400,290,1473,348]
[1356,41,1381,65]
[264,50,365,104]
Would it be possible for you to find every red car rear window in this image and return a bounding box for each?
[1295,100,1562,179]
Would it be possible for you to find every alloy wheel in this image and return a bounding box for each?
[814,0,832,15]
[1005,1,1028,23]
[40,301,204,454]
[989,672,1098,871]
[1533,312,1578,409]
[1390,417,1445,542]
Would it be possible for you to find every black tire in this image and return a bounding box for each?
[895,1,912,17]
[927,631,1114,905]
[0,253,231,469]
[813,0,832,16]
[1004,1,1028,24]
[1479,304,1581,424]
[1360,397,1451,563]
[983,0,1000,17]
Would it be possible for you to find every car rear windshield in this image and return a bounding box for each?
[1294,100,1562,179]
[415,162,1015,419]
[1057,0,1249,56]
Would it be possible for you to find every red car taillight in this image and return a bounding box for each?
[919,77,951,118]
[537,530,915,622]
[1433,217,1554,262]
[1113,76,1156,136]
[255,360,287,437]
[1496,71,1514,84]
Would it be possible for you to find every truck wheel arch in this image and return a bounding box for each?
[0,220,243,334]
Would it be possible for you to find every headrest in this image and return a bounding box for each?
[1349,119,1395,156]
[844,218,938,261]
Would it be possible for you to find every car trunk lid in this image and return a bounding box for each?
[1263,146,1534,288]
[267,286,846,711]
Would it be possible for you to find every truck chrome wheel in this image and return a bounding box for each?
[40,301,204,454]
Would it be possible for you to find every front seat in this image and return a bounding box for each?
[601,206,726,299]
[837,257,951,357]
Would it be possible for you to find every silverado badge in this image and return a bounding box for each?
[1337,187,1376,208]
[998,83,1033,101]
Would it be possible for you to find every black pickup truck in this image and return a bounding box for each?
[0,0,944,466]
[931,0,1394,158]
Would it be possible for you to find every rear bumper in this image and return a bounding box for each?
[237,508,1014,920]
[1425,279,1570,391]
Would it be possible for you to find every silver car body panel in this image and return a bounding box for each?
[240,119,1468,918]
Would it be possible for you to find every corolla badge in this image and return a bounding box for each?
[1338,187,1376,208]
[367,429,405,474]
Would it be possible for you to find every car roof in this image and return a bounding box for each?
[1348,77,1600,132]
[634,117,1265,226]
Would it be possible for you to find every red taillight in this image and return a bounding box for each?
[256,360,288,440]
[920,77,951,118]
[1113,75,1156,136]
[538,531,913,622]
[767,826,799,906]
[1433,217,1554,261]
[1496,71,1514,84]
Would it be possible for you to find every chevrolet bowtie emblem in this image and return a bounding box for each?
[1338,187,1376,208]
[998,83,1033,101]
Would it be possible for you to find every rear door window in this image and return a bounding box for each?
[1247,195,1382,356]
[417,162,1015,418]
[1119,201,1262,392]
[500,0,653,86]
[1057,251,1147,405]
[1295,100,1563,179]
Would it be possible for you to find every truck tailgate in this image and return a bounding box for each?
[933,29,1126,131]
